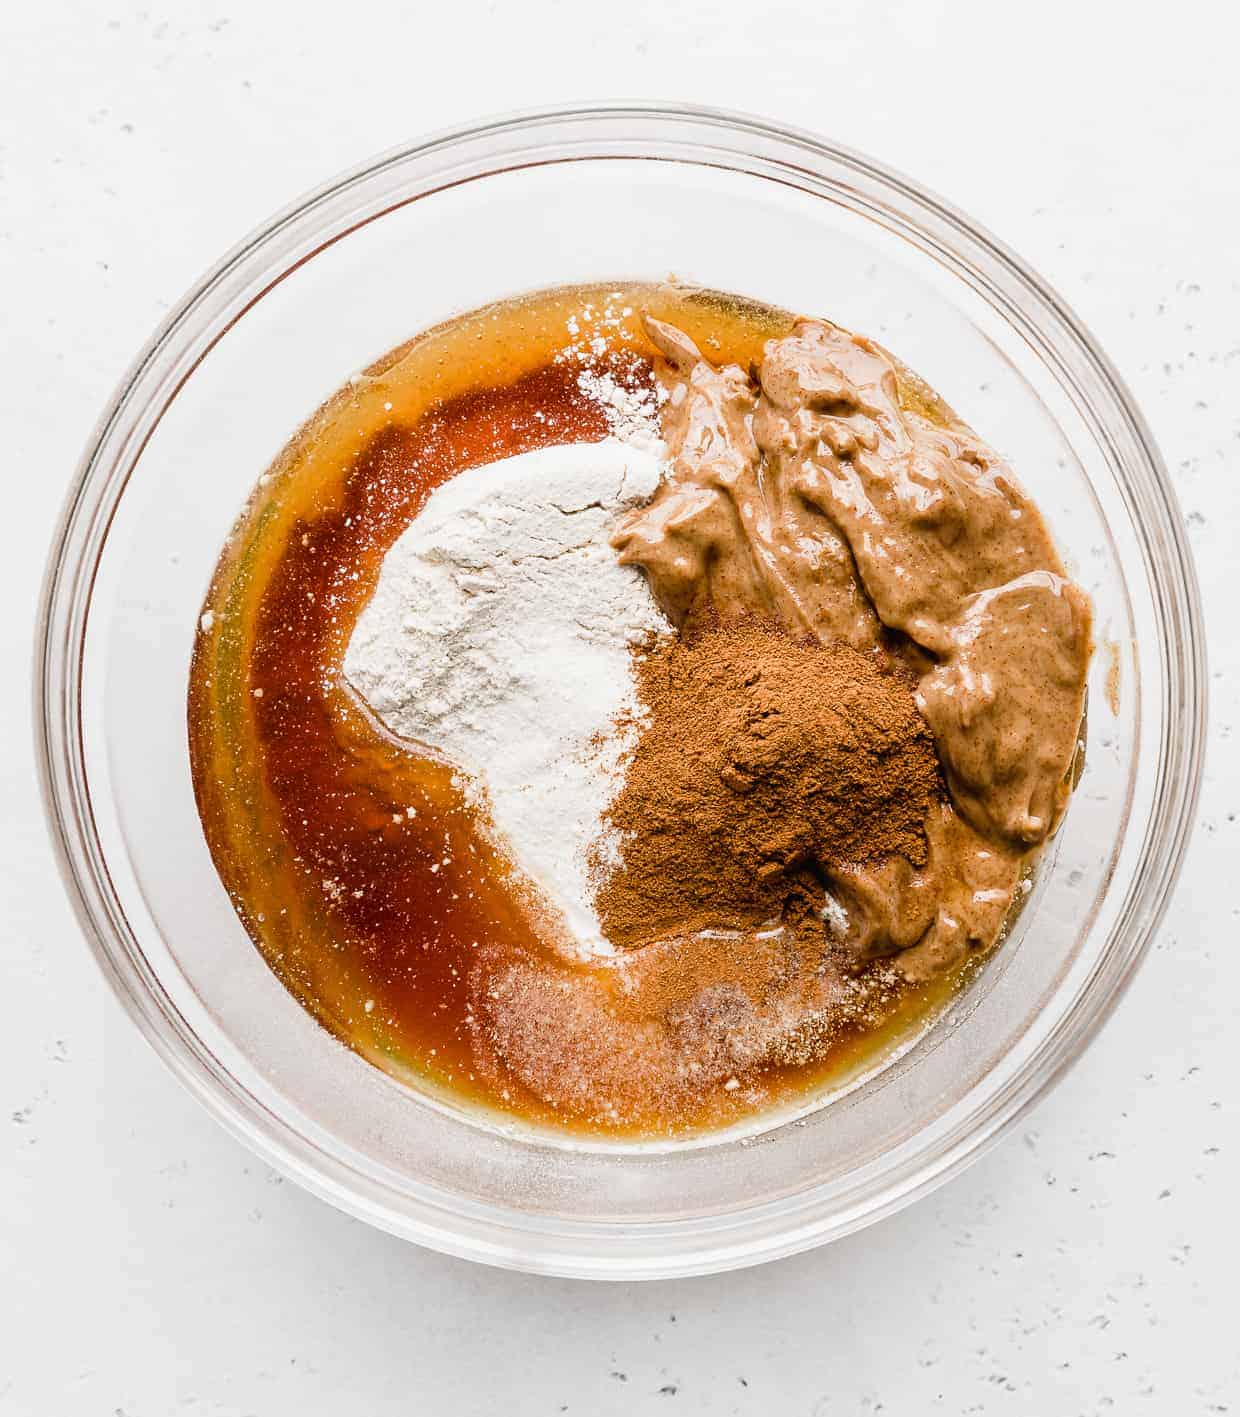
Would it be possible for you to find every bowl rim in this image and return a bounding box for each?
[35,101,1208,1279]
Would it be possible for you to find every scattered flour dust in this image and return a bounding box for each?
[574,370,665,453]
[343,437,670,956]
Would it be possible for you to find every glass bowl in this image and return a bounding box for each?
[37,104,1206,1279]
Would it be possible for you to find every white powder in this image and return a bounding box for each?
[575,369,667,453]
[344,439,669,956]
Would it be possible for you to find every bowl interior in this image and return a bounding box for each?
[47,111,1196,1278]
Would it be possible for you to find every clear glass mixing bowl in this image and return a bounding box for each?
[37,105,1206,1279]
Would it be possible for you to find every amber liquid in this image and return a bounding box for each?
[189,282,972,1138]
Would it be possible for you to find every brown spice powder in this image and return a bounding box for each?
[595,620,942,950]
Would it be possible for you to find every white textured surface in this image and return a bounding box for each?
[2,1,1237,1412]
[345,440,667,954]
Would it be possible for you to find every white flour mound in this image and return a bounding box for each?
[343,439,669,956]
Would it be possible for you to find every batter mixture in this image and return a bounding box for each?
[188,282,1092,1136]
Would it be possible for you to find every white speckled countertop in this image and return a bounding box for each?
[3,2,1237,1411]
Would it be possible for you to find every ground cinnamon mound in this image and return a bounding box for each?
[595,620,942,949]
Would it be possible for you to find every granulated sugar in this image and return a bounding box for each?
[344,439,670,956]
